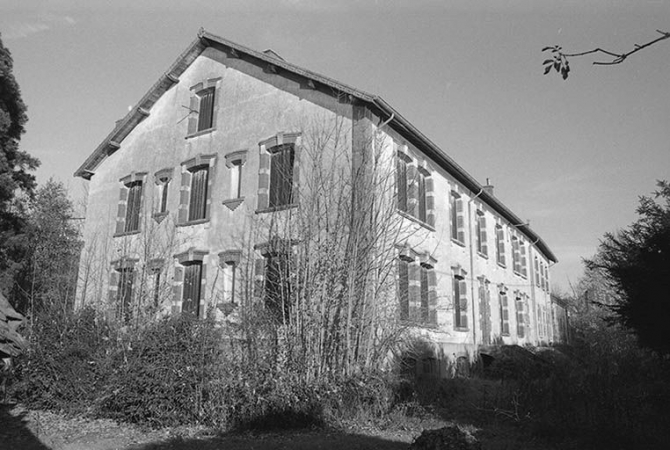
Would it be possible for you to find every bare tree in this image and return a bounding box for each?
[543,29,670,79]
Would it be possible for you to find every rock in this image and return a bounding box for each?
[409,425,481,450]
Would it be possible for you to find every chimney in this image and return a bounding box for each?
[483,178,494,196]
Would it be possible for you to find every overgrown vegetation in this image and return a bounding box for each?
[9,307,399,431]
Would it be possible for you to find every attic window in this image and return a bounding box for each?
[186,78,220,137]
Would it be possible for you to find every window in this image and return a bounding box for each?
[108,258,138,323]
[258,133,301,211]
[187,78,220,136]
[115,173,146,235]
[398,258,410,321]
[265,251,292,323]
[495,224,506,267]
[188,165,209,221]
[476,210,488,257]
[269,143,295,208]
[219,250,242,305]
[395,149,434,226]
[174,249,208,316]
[450,192,465,244]
[499,287,510,336]
[178,154,215,225]
[182,262,202,316]
[453,274,468,329]
[535,256,540,286]
[397,252,436,325]
[196,87,215,132]
[153,168,173,220]
[230,160,242,199]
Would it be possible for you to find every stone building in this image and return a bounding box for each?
[74,30,559,374]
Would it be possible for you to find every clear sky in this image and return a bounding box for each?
[2,0,669,293]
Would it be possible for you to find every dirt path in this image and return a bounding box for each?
[1,405,426,450]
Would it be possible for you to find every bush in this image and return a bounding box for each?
[10,305,116,413]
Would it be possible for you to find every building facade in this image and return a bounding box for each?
[75,30,560,375]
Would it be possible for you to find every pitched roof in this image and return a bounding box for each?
[73,29,557,263]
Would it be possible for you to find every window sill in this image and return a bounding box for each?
[222,197,244,211]
[401,319,438,329]
[454,327,469,332]
[451,238,466,248]
[397,210,435,231]
[176,218,210,227]
[256,203,298,214]
[477,251,488,259]
[185,127,216,139]
[114,230,140,238]
[497,262,506,269]
[152,211,169,223]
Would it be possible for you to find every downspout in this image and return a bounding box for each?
[468,188,484,351]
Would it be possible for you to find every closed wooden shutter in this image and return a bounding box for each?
[417,172,427,222]
[458,278,468,329]
[520,242,527,277]
[496,225,506,266]
[182,262,202,316]
[115,186,128,235]
[450,194,458,240]
[420,265,429,322]
[116,268,134,323]
[269,144,294,208]
[396,158,408,212]
[188,166,209,221]
[197,88,215,131]
[479,214,488,256]
[456,198,465,243]
[512,237,520,274]
[500,292,509,335]
[124,181,142,232]
[398,259,409,320]
[516,296,525,338]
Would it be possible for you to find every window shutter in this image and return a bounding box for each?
[124,181,142,232]
[108,270,119,305]
[187,95,198,135]
[479,215,488,256]
[396,159,408,212]
[172,265,183,314]
[417,172,427,222]
[425,177,435,227]
[512,237,520,273]
[117,268,134,323]
[420,266,429,322]
[496,226,506,266]
[520,242,527,277]
[116,186,128,235]
[535,257,540,285]
[458,279,468,328]
[428,268,437,325]
[398,259,409,320]
[188,166,208,221]
[456,198,465,243]
[178,170,191,224]
[516,297,525,338]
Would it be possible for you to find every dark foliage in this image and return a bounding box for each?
[585,180,670,355]
[0,33,40,294]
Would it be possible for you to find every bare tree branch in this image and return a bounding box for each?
[542,29,670,79]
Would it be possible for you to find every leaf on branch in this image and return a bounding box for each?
[543,65,552,75]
